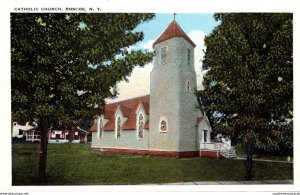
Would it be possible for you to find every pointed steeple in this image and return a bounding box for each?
[152,19,196,48]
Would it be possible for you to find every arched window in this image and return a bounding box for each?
[98,118,103,139]
[160,119,167,132]
[186,80,192,92]
[137,114,144,139]
[116,116,121,139]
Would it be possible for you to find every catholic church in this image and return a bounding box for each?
[89,18,236,158]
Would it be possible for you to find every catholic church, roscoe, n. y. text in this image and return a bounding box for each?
[89,19,236,158]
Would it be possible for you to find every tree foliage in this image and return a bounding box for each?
[11,13,154,125]
[198,13,293,178]
[11,13,155,182]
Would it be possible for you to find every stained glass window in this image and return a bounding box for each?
[98,118,103,139]
[160,120,167,132]
[116,117,121,139]
[138,114,144,139]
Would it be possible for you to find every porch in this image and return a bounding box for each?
[25,131,40,142]
[199,142,236,158]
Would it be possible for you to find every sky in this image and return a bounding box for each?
[108,13,220,103]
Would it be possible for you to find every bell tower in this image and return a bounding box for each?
[149,18,202,156]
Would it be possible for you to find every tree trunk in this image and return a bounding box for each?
[69,128,74,143]
[37,119,48,184]
[245,143,254,180]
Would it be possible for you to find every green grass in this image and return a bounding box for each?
[12,143,293,185]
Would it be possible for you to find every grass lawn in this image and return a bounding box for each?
[12,143,293,185]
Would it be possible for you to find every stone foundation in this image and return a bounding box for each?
[91,147,199,158]
[199,150,224,159]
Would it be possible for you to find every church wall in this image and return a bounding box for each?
[149,37,199,152]
[178,41,200,151]
[91,129,149,150]
[149,38,184,151]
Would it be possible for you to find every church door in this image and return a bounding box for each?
[201,130,208,143]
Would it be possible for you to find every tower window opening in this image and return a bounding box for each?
[161,47,167,65]
[187,48,191,66]
[186,80,192,92]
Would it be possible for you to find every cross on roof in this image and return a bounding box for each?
[173,13,177,21]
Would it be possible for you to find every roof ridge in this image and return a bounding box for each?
[106,94,150,105]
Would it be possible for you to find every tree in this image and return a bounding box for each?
[11,13,155,183]
[198,13,293,179]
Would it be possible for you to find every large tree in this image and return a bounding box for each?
[11,13,154,183]
[198,13,293,179]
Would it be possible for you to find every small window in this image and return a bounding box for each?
[116,116,121,139]
[187,48,191,66]
[186,80,192,92]
[161,47,167,65]
[160,119,168,132]
[98,118,103,139]
[137,114,144,139]
[201,130,208,143]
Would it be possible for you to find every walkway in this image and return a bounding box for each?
[164,180,293,185]
[235,157,293,164]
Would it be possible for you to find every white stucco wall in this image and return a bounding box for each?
[178,39,200,151]
[149,37,201,152]
[91,129,149,150]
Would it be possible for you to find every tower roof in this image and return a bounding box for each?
[153,20,196,48]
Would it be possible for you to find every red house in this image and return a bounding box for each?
[24,124,89,143]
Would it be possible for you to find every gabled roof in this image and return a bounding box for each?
[117,105,132,118]
[153,20,196,48]
[196,116,212,131]
[89,95,150,132]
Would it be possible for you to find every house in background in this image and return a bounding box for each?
[48,125,90,144]
[12,122,36,143]
[89,19,236,158]
[12,122,89,143]
[24,126,40,142]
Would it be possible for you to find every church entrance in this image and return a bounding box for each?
[201,129,208,143]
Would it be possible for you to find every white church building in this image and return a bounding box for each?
[90,19,235,158]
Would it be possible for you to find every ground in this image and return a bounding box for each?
[12,143,293,185]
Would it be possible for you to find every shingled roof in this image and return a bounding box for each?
[153,20,196,48]
[89,95,150,132]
